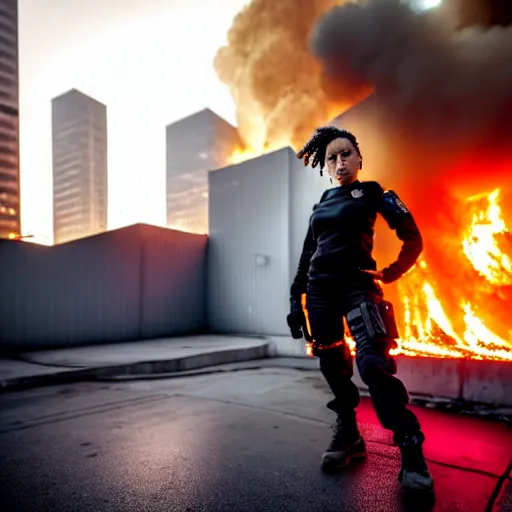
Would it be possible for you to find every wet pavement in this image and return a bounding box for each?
[0,362,511,511]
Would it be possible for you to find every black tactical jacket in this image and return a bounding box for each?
[290,180,423,300]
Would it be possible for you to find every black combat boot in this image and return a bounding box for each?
[321,415,367,473]
[396,432,434,492]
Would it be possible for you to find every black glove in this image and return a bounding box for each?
[286,299,309,340]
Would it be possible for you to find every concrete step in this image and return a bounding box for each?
[0,335,270,393]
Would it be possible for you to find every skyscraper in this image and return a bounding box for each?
[0,0,20,239]
[166,108,241,234]
[52,89,108,244]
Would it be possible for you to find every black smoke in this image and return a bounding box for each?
[310,0,512,153]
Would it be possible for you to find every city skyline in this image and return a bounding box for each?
[18,0,249,245]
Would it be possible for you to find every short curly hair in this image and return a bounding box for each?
[296,126,362,176]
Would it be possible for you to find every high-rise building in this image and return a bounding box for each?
[0,0,20,239]
[52,89,108,245]
[166,108,241,234]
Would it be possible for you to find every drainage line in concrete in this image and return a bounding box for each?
[484,459,512,512]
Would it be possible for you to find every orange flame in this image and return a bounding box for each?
[228,146,268,166]
[396,189,512,361]
[461,189,512,286]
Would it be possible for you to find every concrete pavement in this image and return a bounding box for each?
[0,335,270,392]
[0,363,511,511]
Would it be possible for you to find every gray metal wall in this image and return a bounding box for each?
[208,149,291,335]
[0,224,207,350]
[208,148,329,335]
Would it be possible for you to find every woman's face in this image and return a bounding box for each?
[325,137,361,186]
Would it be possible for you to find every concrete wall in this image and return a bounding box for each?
[208,149,293,335]
[0,224,207,350]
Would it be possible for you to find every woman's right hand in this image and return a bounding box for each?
[287,299,305,339]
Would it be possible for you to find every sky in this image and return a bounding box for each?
[18,0,249,244]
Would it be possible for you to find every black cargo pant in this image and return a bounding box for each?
[306,283,421,438]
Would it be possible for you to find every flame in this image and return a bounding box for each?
[461,189,512,286]
[396,189,512,361]
[298,188,512,361]
[228,146,268,166]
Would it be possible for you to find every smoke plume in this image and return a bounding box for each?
[214,0,369,152]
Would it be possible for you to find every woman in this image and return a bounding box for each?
[287,126,434,492]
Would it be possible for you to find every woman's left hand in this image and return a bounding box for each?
[361,269,384,281]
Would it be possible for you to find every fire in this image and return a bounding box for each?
[300,188,512,361]
[228,146,268,165]
[461,189,512,286]
[397,189,512,361]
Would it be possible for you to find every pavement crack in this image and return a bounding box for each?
[0,393,171,434]
[172,392,332,426]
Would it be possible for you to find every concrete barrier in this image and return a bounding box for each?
[462,359,512,406]
[395,356,462,399]
[270,337,512,407]
[355,356,511,406]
